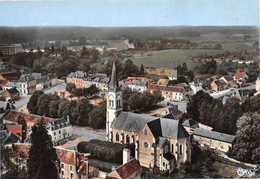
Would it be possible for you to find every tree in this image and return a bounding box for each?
[232,112,260,164]
[27,121,60,179]
[140,64,145,75]
[27,91,44,114]
[88,101,106,128]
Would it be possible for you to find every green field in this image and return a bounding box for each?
[131,41,256,69]
[131,49,224,69]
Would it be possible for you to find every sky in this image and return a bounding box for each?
[0,0,259,27]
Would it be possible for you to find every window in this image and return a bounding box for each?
[132,136,135,144]
[171,144,174,153]
[54,132,56,136]
[163,162,165,167]
[126,135,130,144]
[71,173,74,179]
[143,141,149,149]
[116,133,119,141]
[61,163,64,168]
[61,171,64,176]
[70,165,73,171]
[121,134,124,143]
[111,100,114,107]
[144,128,148,135]
[59,130,61,134]
[179,144,183,154]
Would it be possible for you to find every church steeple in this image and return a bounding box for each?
[108,61,119,90]
[106,60,123,142]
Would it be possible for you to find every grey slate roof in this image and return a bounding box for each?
[0,130,19,145]
[147,119,162,139]
[108,61,119,90]
[19,75,35,82]
[113,111,189,139]
[169,70,178,78]
[182,119,199,128]
[113,111,157,133]
[194,128,236,143]
[156,137,167,148]
[160,118,189,139]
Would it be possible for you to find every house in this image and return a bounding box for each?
[169,70,178,81]
[0,130,21,147]
[157,79,170,86]
[0,69,21,82]
[233,72,248,84]
[220,75,235,87]
[106,62,191,172]
[67,71,87,88]
[2,110,73,145]
[161,106,182,120]
[211,79,228,91]
[3,82,17,91]
[182,119,212,135]
[1,87,20,101]
[193,128,235,152]
[17,74,37,95]
[148,85,186,101]
[10,143,99,179]
[48,74,57,86]
[254,75,260,96]
[189,82,203,95]
[106,158,142,179]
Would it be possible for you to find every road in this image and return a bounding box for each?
[13,82,66,110]
[73,126,106,142]
[61,126,106,150]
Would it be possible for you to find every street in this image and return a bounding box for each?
[13,81,66,110]
[73,126,106,142]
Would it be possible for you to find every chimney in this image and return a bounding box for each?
[84,160,89,175]
[123,148,130,165]
[67,115,70,123]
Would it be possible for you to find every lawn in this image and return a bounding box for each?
[131,49,224,69]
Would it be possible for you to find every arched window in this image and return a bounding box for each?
[179,144,183,154]
[132,135,135,144]
[116,133,119,141]
[126,135,130,144]
[144,128,148,135]
[111,100,114,107]
[171,144,174,153]
[121,134,124,143]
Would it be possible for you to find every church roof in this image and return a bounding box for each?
[113,112,157,133]
[113,112,189,139]
[108,61,119,90]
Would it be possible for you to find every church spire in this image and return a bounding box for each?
[109,60,119,90]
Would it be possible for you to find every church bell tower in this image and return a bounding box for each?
[106,61,123,141]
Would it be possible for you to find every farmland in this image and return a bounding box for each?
[131,41,257,69]
[131,49,224,69]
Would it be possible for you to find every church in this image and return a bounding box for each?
[106,61,191,172]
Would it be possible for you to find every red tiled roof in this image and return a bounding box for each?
[91,74,101,78]
[56,148,75,165]
[148,85,184,93]
[123,77,152,82]
[115,159,142,179]
[48,74,56,80]
[77,162,97,174]
[234,72,246,78]
[0,79,10,86]
[2,110,53,127]
[11,143,31,158]
[223,76,233,81]
[6,124,23,136]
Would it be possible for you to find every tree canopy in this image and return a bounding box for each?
[27,121,60,179]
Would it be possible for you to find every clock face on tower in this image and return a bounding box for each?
[143,141,150,149]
